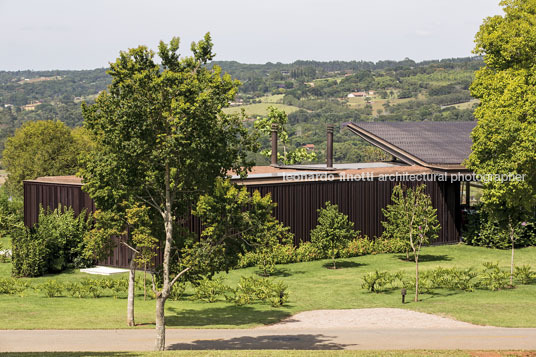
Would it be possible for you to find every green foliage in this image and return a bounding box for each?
[0,277,29,296]
[294,242,325,262]
[514,264,534,284]
[310,202,355,269]
[0,185,24,245]
[361,270,400,293]
[468,0,536,236]
[192,276,229,303]
[37,280,65,298]
[2,120,92,196]
[464,207,536,249]
[254,106,316,165]
[479,262,510,291]
[419,267,478,292]
[381,184,440,255]
[126,203,158,271]
[361,262,536,295]
[192,178,293,278]
[226,276,289,307]
[82,209,122,263]
[168,281,187,301]
[12,205,91,277]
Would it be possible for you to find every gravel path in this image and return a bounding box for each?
[259,308,490,329]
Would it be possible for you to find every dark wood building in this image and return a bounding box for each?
[23,121,476,268]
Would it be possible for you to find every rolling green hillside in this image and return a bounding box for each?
[0,57,481,164]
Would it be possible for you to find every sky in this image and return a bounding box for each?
[0,0,503,71]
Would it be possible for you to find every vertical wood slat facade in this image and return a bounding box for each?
[23,178,461,268]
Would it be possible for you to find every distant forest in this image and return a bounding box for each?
[0,57,482,163]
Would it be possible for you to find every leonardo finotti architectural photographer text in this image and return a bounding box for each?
[282,172,526,183]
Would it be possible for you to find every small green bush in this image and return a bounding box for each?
[12,205,92,277]
[226,276,289,307]
[37,280,65,298]
[192,276,229,303]
[168,281,187,301]
[361,270,401,293]
[514,265,534,285]
[0,277,29,296]
[294,242,325,261]
[479,262,510,290]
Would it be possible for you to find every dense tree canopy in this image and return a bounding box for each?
[468,0,536,215]
[2,120,90,195]
[468,0,536,285]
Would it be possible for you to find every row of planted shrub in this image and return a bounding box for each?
[361,262,535,294]
[237,237,408,269]
[0,275,289,308]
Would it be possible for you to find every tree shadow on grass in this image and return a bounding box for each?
[165,304,293,327]
[322,260,366,269]
[255,268,306,277]
[394,254,452,263]
[168,333,352,350]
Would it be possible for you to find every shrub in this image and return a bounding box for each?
[464,207,536,249]
[341,237,373,258]
[294,242,324,261]
[12,205,92,277]
[0,277,29,296]
[514,265,534,285]
[37,280,65,298]
[226,276,289,307]
[373,237,407,254]
[361,270,400,293]
[72,278,104,298]
[479,262,510,290]
[192,276,229,303]
[168,281,187,301]
[310,202,355,269]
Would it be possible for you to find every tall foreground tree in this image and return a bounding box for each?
[80,34,257,350]
[468,0,536,284]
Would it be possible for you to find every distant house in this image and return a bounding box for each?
[21,101,42,111]
[302,144,315,151]
[347,92,367,98]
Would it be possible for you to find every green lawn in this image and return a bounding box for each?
[1,244,535,329]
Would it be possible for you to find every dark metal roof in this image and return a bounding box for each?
[346,121,476,167]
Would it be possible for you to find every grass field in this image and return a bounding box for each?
[1,244,535,330]
[222,103,300,117]
[0,351,532,357]
[345,96,417,114]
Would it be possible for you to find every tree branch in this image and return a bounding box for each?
[170,267,191,287]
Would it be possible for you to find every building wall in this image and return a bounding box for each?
[23,178,461,268]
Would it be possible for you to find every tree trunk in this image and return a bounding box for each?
[155,295,166,351]
[127,254,136,327]
[155,164,173,351]
[144,263,147,301]
[414,254,419,302]
[510,222,515,286]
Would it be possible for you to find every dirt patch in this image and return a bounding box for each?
[259,308,493,329]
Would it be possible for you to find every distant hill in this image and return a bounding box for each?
[0,57,482,164]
